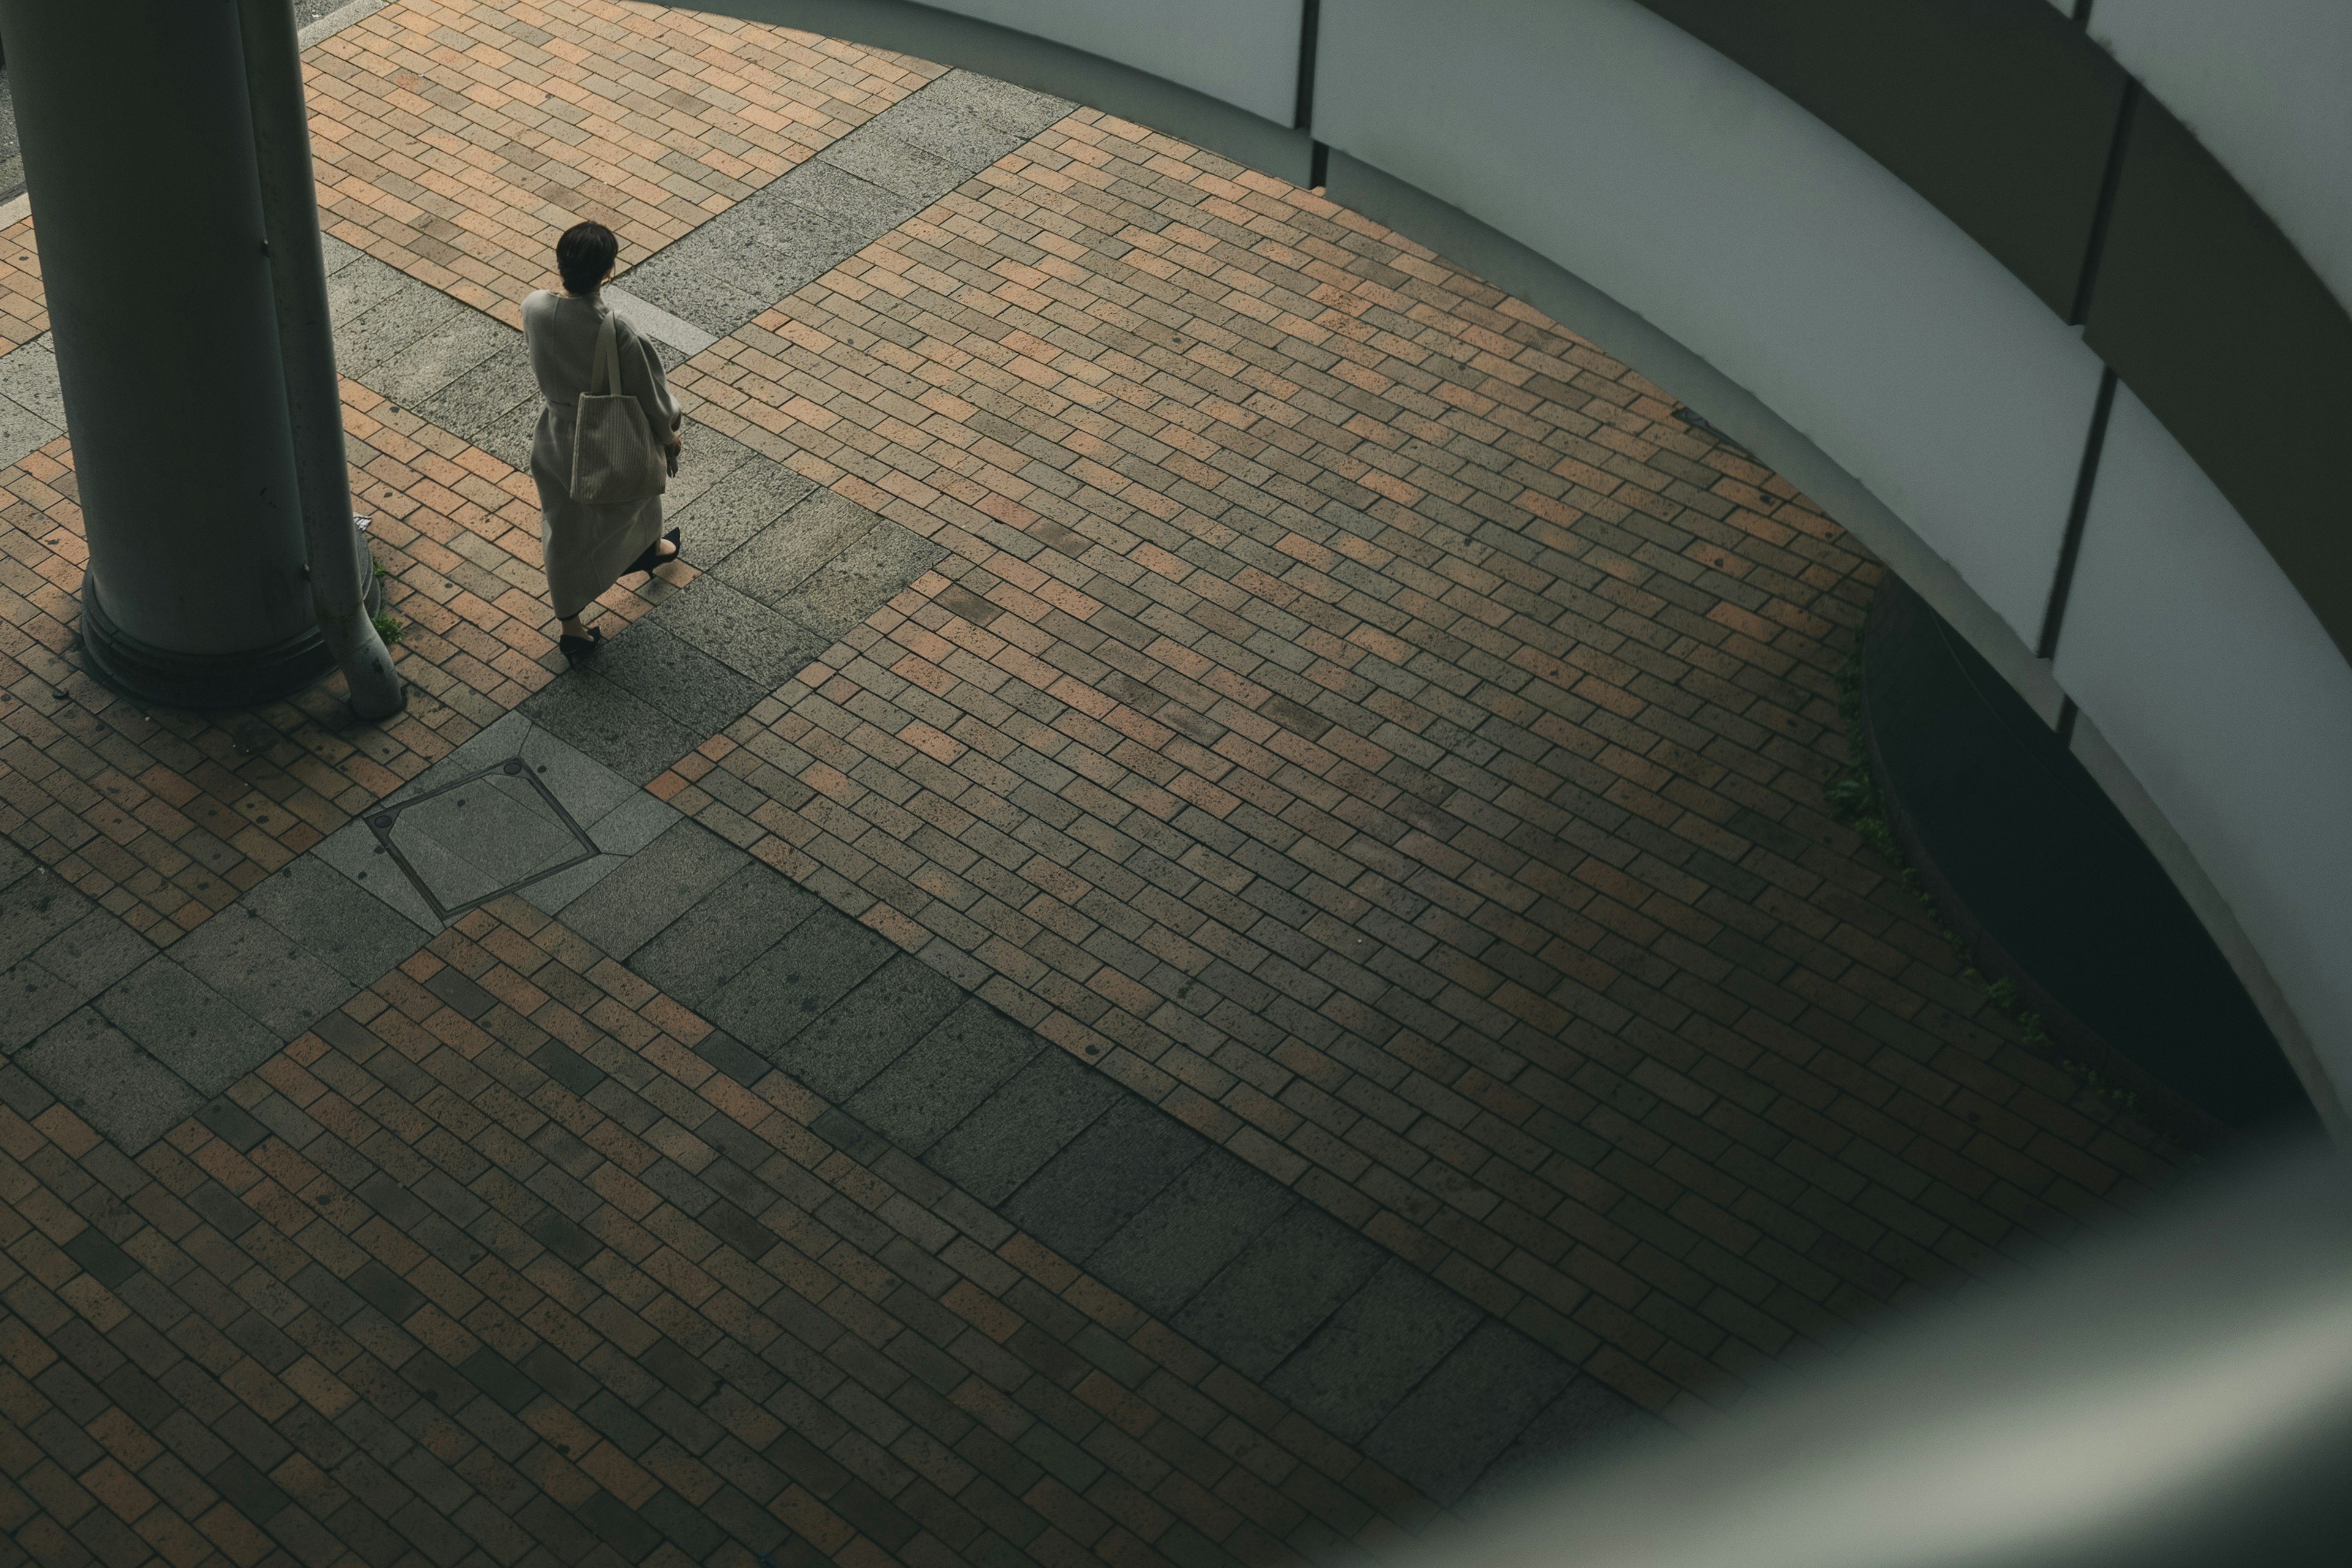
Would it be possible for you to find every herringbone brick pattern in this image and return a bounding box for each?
[0,900,1436,1568]
[306,0,942,326]
[662,111,2187,1415]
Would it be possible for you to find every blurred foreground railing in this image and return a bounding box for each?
[1444,1140,2350,1567]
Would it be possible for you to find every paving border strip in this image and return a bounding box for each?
[0,900,1452,1568]
[297,0,393,49]
[556,818,1650,1507]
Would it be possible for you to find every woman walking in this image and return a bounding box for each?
[522,220,684,661]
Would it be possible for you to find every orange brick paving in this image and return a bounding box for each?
[0,218,45,356]
[307,0,943,327]
[0,899,1438,1568]
[0,363,675,949]
[0,0,2190,1466]
[660,110,2189,1415]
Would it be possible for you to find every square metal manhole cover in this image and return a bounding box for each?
[367,757,598,921]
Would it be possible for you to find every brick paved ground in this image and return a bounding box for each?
[309,0,941,327]
[0,900,1432,1568]
[0,15,2198,1568]
[662,112,2190,1412]
[0,224,43,356]
[0,370,694,948]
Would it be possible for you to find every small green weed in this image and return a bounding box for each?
[1827,624,2139,1119]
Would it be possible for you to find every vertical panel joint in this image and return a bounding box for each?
[1294,0,1322,130]
[2039,367,2121,662]
[2070,78,2139,327]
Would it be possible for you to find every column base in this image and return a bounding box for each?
[79,568,335,709]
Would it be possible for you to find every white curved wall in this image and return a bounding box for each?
[1314,0,2105,657]
[911,0,1303,127]
[2086,0,2352,317]
[2054,386,2352,1102]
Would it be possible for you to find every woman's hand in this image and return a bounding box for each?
[665,432,684,456]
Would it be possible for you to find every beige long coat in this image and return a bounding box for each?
[521,289,682,618]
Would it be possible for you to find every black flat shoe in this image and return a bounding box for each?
[629,528,682,577]
[558,625,604,663]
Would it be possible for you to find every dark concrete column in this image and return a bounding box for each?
[0,0,328,706]
[239,0,403,718]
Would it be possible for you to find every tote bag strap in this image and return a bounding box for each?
[591,307,622,398]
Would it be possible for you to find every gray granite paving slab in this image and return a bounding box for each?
[922,1046,1123,1204]
[0,391,61,471]
[602,284,718,358]
[628,195,832,303]
[662,425,761,517]
[591,621,771,742]
[336,279,466,380]
[94,958,279,1098]
[585,790,679,858]
[301,0,390,48]
[706,910,897,1054]
[0,837,32,887]
[647,579,829,690]
[476,398,540,472]
[627,863,821,1009]
[0,959,82,1050]
[922,70,1074,138]
[325,252,409,334]
[518,668,708,786]
[1459,1377,1649,1509]
[816,130,970,205]
[518,853,625,916]
[1085,1147,1296,1317]
[560,820,748,961]
[623,178,901,336]
[854,77,1050,172]
[1003,1097,1207,1262]
[845,997,1044,1155]
[777,519,946,639]
[519,720,646,833]
[31,910,154,993]
[415,339,539,445]
[0,865,92,968]
[370,306,512,407]
[246,854,428,982]
[169,908,358,1043]
[713,487,882,608]
[765,160,917,233]
[319,233,364,274]
[1171,1205,1388,1379]
[605,69,1069,347]
[767,951,968,1099]
[1362,1322,1578,1504]
[666,458,818,567]
[609,257,777,347]
[0,334,66,426]
[388,709,533,804]
[1264,1257,1485,1443]
[315,819,442,935]
[384,769,587,912]
[18,1009,204,1152]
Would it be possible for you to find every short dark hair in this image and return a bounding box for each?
[556,221,618,294]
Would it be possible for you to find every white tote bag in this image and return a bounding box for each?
[568,309,667,504]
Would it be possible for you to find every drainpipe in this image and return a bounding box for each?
[235,0,404,719]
